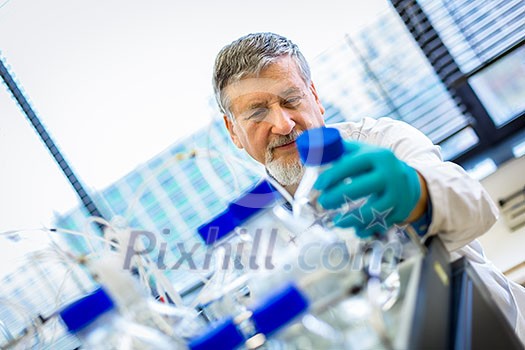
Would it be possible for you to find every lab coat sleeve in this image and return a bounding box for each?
[335,117,499,252]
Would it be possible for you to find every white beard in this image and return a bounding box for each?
[266,157,305,186]
[264,129,305,186]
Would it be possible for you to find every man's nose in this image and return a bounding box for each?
[269,107,295,135]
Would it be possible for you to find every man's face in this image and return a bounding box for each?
[223,56,325,186]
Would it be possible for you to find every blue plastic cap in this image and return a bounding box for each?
[59,287,114,333]
[229,180,280,222]
[296,127,344,166]
[197,209,237,245]
[250,283,309,336]
[188,317,244,350]
[197,180,281,245]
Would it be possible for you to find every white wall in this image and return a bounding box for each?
[0,0,389,233]
[478,156,525,283]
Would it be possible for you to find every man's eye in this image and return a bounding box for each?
[247,108,267,120]
[283,96,302,107]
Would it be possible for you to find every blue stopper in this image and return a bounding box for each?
[197,180,281,245]
[59,287,114,333]
[188,318,244,350]
[250,283,309,336]
[296,127,344,166]
[197,209,237,245]
[229,180,280,223]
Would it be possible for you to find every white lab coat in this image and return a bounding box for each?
[332,117,525,344]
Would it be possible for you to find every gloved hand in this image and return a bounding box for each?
[314,140,422,238]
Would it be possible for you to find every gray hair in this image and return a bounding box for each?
[212,32,312,117]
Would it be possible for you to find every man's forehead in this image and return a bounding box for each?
[228,77,296,96]
[226,77,303,108]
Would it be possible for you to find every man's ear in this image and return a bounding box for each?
[223,115,244,149]
[310,82,325,115]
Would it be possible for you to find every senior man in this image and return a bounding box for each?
[212,32,525,342]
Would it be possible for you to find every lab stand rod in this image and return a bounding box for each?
[0,57,105,220]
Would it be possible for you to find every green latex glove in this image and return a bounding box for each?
[314,141,421,238]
